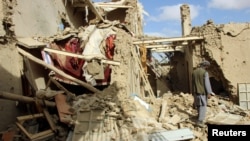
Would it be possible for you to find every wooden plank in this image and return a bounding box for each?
[145,42,188,48]
[17,38,46,49]
[133,36,204,44]
[73,3,132,9]
[100,59,120,66]
[151,46,184,53]
[31,131,54,141]
[95,4,132,8]
[43,48,120,66]
[17,113,44,121]
[30,129,54,140]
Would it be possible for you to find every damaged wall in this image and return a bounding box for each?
[0,1,6,36]
[0,0,87,99]
[191,21,250,102]
[12,0,84,37]
[0,1,22,131]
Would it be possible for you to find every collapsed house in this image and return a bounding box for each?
[0,0,250,141]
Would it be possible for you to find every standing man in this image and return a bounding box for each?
[192,60,214,128]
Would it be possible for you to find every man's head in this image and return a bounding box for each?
[199,60,210,68]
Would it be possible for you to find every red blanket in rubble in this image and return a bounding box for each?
[48,35,114,86]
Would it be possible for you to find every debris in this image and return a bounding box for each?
[148,128,194,141]
[16,113,55,140]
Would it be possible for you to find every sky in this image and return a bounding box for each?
[138,0,250,37]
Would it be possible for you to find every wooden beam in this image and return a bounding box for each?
[151,46,184,53]
[95,4,132,8]
[43,48,120,66]
[0,91,56,107]
[144,42,188,49]
[17,113,44,121]
[72,1,132,8]
[133,36,204,44]
[100,59,120,66]
[145,44,173,49]
[147,43,184,52]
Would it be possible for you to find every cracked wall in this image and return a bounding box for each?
[191,21,250,102]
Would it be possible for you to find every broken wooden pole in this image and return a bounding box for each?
[0,91,55,107]
[43,48,120,66]
[17,113,44,121]
[17,47,101,94]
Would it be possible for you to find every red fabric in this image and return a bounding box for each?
[105,34,116,60]
[50,37,84,79]
[48,35,117,86]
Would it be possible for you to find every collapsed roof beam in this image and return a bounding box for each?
[151,46,184,53]
[133,36,204,44]
[95,4,132,8]
[144,42,188,49]
[72,2,132,8]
